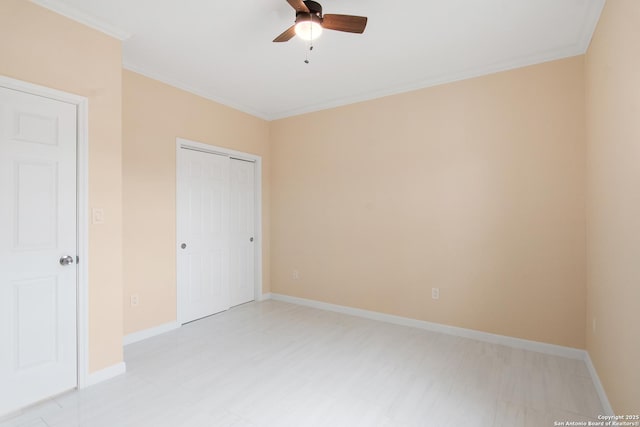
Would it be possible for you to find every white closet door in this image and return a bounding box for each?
[177,148,230,324]
[0,87,78,415]
[229,158,255,307]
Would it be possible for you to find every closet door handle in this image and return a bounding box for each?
[181,243,187,249]
[249,237,254,242]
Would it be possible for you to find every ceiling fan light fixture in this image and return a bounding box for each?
[295,17,323,41]
[273,1,367,44]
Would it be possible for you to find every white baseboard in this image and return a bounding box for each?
[83,362,126,388]
[259,292,273,301]
[269,293,614,413]
[123,321,180,346]
[270,293,585,359]
[117,293,613,415]
[584,352,614,415]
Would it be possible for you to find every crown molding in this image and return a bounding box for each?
[125,46,587,122]
[122,61,270,121]
[30,0,131,41]
[270,49,579,120]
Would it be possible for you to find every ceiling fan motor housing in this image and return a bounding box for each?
[302,1,323,16]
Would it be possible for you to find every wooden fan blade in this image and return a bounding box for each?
[287,0,309,13]
[322,14,368,34]
[273,25,297,42]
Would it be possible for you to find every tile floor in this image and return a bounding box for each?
[0,300,604,426]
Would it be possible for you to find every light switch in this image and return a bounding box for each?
[92,208,105,224]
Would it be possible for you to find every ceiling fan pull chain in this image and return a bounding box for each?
[305,39,313,64]
[304,20,314,64]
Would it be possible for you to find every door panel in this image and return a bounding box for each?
[15,161,59,249]
[229,159,255,307]
[177,148,230,323]
[0,87,77,415]
[15,276,59,369]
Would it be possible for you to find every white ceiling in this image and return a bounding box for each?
[32,0,605,120]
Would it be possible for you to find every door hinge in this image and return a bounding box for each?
[76,255,80,264]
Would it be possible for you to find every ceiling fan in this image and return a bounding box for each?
[273,0,368,42]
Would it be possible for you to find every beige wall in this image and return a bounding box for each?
[585,0,640,414]
[122,70,270,335]
[0,1,123,372]
[271,57,587,348]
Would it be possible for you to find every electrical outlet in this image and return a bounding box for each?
[431,288,440,300]
[130,294,139,307]
[292,269,300,280]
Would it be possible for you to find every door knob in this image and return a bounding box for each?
[250,237,254,242]
[59,255,74,266]
[181,243,187,249]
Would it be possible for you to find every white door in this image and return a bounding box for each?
[0,87,77,415]
[229,158,255,307]
[177,148,230,323]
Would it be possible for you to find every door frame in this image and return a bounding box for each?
[175,138,264,325]
[0,75,91,389]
